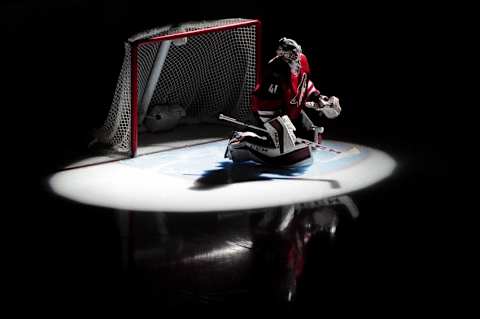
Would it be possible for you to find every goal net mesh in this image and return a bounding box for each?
[95,18,259,155]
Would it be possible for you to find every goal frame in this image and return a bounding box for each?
[128,19,262,157]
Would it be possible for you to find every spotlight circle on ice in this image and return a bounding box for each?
[47,140,396,213]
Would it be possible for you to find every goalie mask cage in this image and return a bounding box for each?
[96,18,261,157]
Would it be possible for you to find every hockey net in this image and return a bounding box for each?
[95,18,260,156]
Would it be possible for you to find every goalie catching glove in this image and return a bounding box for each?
[305,95,342,119]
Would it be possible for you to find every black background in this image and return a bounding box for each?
[3,0,459,314]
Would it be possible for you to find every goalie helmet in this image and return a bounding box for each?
[276,37,302,64]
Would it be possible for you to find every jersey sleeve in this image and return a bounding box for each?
[300,54,321,101]
[306,80,321,101]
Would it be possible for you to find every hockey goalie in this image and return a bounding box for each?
[222,37,342,167]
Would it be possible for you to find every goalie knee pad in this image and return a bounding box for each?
[264,116,297,154]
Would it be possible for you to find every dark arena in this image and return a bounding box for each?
[4,0,459,316]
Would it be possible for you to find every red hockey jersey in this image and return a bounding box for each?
[251,53,320,122]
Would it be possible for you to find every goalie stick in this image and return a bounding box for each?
[219,114,269,133]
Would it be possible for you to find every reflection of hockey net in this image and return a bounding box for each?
[96,18,261,156]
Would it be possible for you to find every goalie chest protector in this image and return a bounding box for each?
[252,53,312,121]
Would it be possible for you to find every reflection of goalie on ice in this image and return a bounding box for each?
[222,37,342,167]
